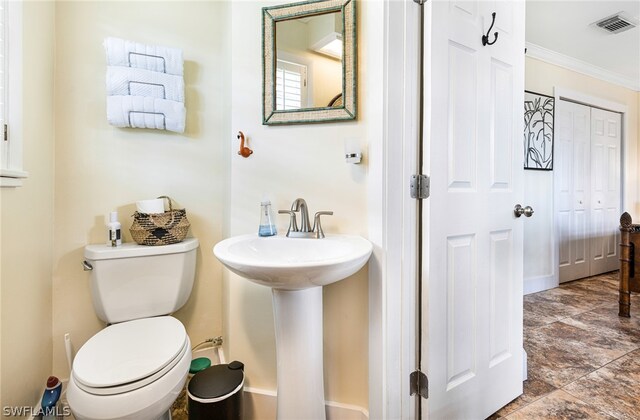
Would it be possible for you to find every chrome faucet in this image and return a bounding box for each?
[279,198,333,238]
[292,198,311,232]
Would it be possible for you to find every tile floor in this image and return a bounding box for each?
[171,387,189,420]
[490,271,640,420]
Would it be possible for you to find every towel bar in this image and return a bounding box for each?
[127,81,166,99]
[127,52,166,73]
[127,111,166,130]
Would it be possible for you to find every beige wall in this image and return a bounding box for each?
[228,0,382,409]
[52,1,230,378]
[0,1,55,412]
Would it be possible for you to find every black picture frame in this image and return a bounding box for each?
[524,90,555,170]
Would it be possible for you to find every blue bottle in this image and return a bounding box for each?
[258,198,277,237]
[41,376,62,414]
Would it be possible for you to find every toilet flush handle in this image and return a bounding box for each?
[82,260,93,271]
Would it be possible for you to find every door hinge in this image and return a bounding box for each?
[413,0,426,4]
[3,124,7,142]
[410,174,430,199]
[410,370,429,399]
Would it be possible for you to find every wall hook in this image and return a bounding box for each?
[482,12,498,46]
[236,131,253,158]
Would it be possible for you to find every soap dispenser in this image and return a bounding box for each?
[258,197,277,237]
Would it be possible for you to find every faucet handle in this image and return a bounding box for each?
[313,211,333,239]
[278,210,298,235]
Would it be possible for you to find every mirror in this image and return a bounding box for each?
[262,0,356,125]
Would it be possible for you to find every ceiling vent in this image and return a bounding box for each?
[593,12,638,34]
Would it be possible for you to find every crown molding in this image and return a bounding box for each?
[526,42,640,92]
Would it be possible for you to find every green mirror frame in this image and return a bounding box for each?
[262,0,356,125]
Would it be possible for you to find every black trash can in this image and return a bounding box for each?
[188,360,245,420]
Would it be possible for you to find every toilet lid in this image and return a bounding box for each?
[73,316,187,390]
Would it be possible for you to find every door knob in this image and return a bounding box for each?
[514,204,534,218]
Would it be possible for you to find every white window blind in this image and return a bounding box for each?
[0,0,26,187]
[276,59,307,111]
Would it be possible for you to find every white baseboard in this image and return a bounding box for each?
[524,274,557,295]
[244,387,369,420]
[243,387,277,420]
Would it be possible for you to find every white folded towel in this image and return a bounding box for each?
[107,96,186,133]
[104,37,183,76]
[106,66,184,102]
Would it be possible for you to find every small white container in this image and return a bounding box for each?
[136,198,165,214]
[107,211,122,247]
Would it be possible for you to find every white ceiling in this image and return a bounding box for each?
[526,0,640,88]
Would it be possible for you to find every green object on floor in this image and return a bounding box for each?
[190,357,211,374]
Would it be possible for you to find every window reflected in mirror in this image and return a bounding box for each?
[275,60,306,110]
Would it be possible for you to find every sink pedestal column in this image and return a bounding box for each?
[272,287,326,420]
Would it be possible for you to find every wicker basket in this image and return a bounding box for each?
[130,196,190,246]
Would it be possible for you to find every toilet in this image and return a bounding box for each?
[67,238,199,420]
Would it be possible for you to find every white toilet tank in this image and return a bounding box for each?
[84,238,199,324]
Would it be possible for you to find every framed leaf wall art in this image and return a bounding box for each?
[524,91,554,170]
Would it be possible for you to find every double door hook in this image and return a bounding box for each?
[482,12,499,46]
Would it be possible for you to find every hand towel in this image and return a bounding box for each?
[104,37,184,76]
[107,96,186,133]
[106,66,185,102]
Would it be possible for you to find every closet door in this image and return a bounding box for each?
[556,100,591,283]
[590,108,621,275]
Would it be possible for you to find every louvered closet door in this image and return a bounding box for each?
[557,101,591,283]
[590,108,621,275]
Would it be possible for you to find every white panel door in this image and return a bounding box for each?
[556,100,591,283]
[424,0,524,418]
[590,108,621,275]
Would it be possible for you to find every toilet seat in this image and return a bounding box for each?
[72,316,187,396]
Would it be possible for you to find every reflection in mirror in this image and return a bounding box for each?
[262,0,356,125]
[275,11,343,110]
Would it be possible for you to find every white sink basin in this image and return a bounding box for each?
[213,234,372,290]
[214,232,373,419]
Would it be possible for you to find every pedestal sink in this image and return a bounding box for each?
[213,234,373,420]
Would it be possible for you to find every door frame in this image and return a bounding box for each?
[367,1,420,419]
[552,87,629,285]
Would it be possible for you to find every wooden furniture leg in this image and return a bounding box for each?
[619,212,632,317]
